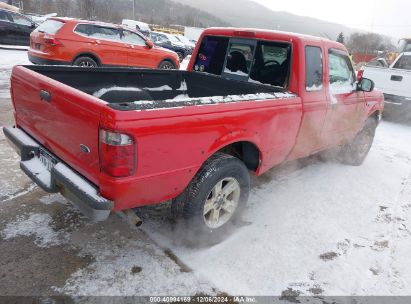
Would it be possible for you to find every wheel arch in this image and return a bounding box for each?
[207,139,262,173]
[369,109,381,123]
[72,52,102,66]
[158,56,179,69]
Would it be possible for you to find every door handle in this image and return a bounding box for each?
[39,90,51,102]
[391,75,403,81]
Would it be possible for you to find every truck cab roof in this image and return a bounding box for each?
[202,27,347,51]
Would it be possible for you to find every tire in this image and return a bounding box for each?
[73,56,98,68]
[176,52,184,62]
[158,60,176,70]
[339,118,377,166]
[171,153,250,246]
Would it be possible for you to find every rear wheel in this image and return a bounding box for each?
[158,60,176,70]
[73,56,98,68]
[171,153,250,245]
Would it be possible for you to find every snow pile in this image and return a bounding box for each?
[132,92,297,111]
[93,86,142,98]
[1,213,69,247]
[143,85,173,91]
[306,84,323,91]
[0,138,35,203]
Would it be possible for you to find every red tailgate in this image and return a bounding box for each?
[11,66,105,185]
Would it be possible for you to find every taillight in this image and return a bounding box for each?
[356,69,364,81]
[43,35,62,46]
[99,129,135,177]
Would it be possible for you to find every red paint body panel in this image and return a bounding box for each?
[11,28,384,211]
[28,18,180,69]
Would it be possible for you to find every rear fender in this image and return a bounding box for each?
[206,129,263,170]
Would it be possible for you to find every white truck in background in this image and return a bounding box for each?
[361,52,411,121]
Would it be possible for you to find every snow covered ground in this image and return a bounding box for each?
[0,49,411,298]
[0,49,30,99]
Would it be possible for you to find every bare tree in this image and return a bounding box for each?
[77,0,96,20]
[347,32,395,54]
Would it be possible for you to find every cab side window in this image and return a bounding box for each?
[328,49,355,90]
[305,46,323,91]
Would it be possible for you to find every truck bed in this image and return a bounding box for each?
[23,65,292,111]
[10,64,302,213]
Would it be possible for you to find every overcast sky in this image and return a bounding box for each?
[252,0,410,41]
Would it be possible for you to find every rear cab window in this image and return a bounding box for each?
[194,35,291,88]
[34,19,65,35]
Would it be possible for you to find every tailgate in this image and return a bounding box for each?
[11,66,106,184]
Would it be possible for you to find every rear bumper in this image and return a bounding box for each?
[3,126,113,221]
[28,53,70,66]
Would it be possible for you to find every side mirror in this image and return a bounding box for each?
[357,77,375,92]
[145,39,154,49]
[30,22,36,29]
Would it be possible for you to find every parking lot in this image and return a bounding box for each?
[1,49,411,298]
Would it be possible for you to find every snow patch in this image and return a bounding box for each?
[143,85,172,91]
[133,92,296,110]
[54,230,215,296]
[93,86,142,98]
[134,100,155,105]
[1,213,69,247]
[306,84,323,92]
[40,193,67,205]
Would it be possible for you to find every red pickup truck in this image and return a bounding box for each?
[4,28,383,237]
